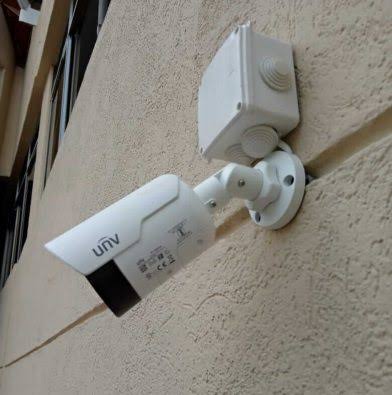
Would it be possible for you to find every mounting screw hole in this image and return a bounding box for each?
[283,175,294,186]
[208,200,217,208]
[255,212,261,222]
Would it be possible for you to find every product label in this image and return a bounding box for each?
[116,219,196,298]
[168,219,192,245]
[136,245,177,281]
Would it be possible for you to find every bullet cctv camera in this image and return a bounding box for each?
[46,174,215,316]
[45,151,305,316]
[46,24,305,317]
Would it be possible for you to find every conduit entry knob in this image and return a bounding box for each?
[241,125,280,158]
[225,144,253,165]
[259,57,292,91]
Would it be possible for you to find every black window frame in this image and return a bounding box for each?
[45,0,110,181]
[0,133,38,288]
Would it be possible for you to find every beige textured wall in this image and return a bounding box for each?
[0,0,391,394]
[0,68,24,176]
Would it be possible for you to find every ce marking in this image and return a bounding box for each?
[157,261,170,270]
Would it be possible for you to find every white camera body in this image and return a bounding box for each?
[45,175,215,316]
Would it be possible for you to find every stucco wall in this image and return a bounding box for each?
[0,0,391,394]
[0,67,24,175]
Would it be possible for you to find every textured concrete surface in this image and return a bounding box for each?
[0,67,24,176]
[0,0,391,393]
[1,134,392,394]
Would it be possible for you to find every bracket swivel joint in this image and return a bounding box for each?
[194,151,305,230]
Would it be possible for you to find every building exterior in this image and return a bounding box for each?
[0,0,391,393]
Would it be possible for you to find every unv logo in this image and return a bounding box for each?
[92,234,120,257]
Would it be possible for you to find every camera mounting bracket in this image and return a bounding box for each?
[194,150,305,230]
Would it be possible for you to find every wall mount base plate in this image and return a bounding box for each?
[248,151,305,230]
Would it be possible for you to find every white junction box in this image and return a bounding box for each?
[198,23,299,164]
